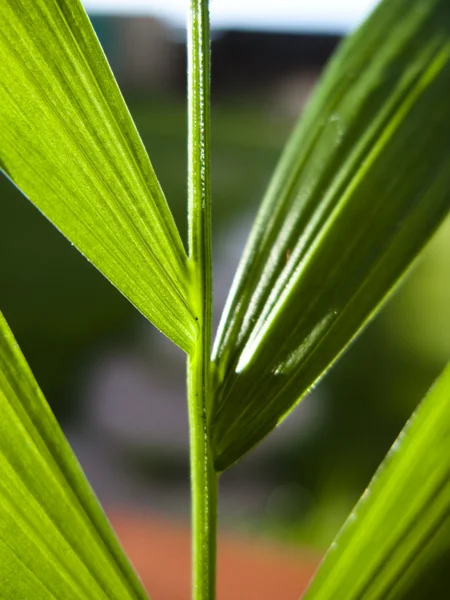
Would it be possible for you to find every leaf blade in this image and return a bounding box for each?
[302,363,450,600]
[0,0,196,353]
[0,309,150,600]
[210,0,450,470]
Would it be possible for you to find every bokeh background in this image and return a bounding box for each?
[1,0,449,591]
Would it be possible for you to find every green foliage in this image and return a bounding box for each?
[303,364,450,600]
[0,0,195,353]
[0,0,449,599]
[210,0,450,471]
[0,311,148,600]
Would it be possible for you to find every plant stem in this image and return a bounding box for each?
[187,355,217,600]
[187,1,217,600]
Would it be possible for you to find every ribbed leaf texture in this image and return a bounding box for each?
[0,310,150,599]
[210,0,450,471]
[303,363,450,600]
[0,0,196,353]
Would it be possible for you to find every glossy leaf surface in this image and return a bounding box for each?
[303,363,450,600]
[210,0,450,471]
[0,0,196,353]
[0,310,150,599]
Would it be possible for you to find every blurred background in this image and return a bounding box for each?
[1,0,450,594]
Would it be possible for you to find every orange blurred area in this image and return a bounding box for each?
[110,511,320,600]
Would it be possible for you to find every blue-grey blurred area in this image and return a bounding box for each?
[1,12,449,551]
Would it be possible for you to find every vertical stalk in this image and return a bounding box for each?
[187,1,217,600]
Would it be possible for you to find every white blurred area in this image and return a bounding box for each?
[83,0,380,33]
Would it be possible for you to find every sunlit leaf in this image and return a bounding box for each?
[302,363,450,600]
[0,310,150,600]
[210,0,450,471]
[0,0,196,353]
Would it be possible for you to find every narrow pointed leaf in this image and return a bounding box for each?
[303,363,450,600]
[210,0,450,471]
[0,0,196,353]
[0,310,150,600]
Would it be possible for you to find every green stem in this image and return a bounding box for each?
[187,1,217,600]
[187,355,217,600]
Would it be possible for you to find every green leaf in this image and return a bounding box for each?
[210,0,450,471]
[0,309,150,600]
[302,363,450,600]
[0,0,196,353]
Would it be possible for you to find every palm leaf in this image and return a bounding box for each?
[210,0,450,471]
[303,363,450,600]
[0,309,150,599]
[0,0,196,353]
